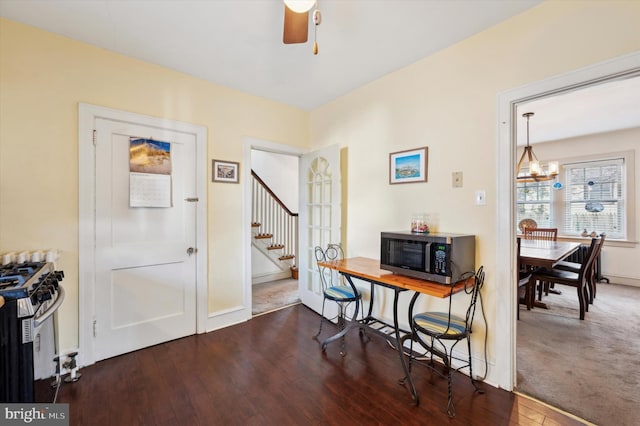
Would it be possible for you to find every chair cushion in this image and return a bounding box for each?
[324,285,359,301]
[533,267,579,281]
[554,260,581,272]
[413,312,467,336]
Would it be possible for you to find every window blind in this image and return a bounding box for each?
[562,158,624,239]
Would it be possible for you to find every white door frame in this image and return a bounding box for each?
[78,103,208,367]
[495,51,640,390]
[242,137,306,315]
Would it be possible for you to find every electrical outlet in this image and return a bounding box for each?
[452,171,463,188]
[475,190,487,206]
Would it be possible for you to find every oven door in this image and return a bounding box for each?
[0,298,35,403]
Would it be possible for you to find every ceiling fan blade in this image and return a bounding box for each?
[283,5,309,44]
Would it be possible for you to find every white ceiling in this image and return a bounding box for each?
[2,0,639,141]
[0,0,541,110]
[516,75,640,145]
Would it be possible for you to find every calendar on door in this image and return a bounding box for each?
[129,138,173,208]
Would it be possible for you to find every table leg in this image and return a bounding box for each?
[394,289,418,404]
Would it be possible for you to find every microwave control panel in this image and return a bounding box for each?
[431,243,449,275]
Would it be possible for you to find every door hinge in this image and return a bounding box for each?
[92,129,97,146]
[185,197,199,202]
[93,319,97,338]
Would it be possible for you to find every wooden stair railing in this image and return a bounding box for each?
[251,170,298,265]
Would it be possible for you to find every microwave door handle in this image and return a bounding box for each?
[424,242,431,272]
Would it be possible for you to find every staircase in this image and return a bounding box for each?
[251,170,298,283]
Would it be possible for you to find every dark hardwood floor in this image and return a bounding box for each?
[36,305,586,425]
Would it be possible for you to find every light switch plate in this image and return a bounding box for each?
[475,190,487,205]
[452,172,463,188]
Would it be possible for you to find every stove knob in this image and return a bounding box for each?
[55,271,64,280]
[46,284,56,295]
[45,276,59,289]
[38,289,52,303]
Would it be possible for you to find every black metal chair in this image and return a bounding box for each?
[528,237,602,320]
[401,266,485,417]
[313,244,361,356]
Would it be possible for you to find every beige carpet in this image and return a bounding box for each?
[252,278,300,316]
[516,281,640,426]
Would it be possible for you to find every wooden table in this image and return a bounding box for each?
[519,239,581,269]
[317,256,472,404]
[519,239,581,308]
[318,257,468,297]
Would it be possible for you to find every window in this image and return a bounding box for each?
[517,152,633,241]
[563,158,624,239]
[516,177,552,228]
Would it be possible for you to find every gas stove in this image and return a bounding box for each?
[0,260,65,403]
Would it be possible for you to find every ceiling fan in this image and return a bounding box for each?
[283,0,322,54]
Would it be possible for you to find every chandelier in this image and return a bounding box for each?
[516,112,559,182]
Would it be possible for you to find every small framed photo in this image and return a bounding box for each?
[389,147,428,184]
[212,159,240,183]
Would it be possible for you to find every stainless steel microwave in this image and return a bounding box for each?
[380,231,475,284]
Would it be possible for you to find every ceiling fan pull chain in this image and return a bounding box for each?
[313,8,321,55]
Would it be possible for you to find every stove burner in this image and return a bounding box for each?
[0,262,56,301]
[0,276,25,288]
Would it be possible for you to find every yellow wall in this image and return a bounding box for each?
[309,0,640,381]
[2,0,640,386]
[0,18,309,350]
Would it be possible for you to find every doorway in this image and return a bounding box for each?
[250,149,300,315]
[242,138,306,317]
[511,73,640,425]
[495,52,640,394]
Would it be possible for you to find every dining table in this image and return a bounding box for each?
[519,239,581,269]
[519,239,582,308]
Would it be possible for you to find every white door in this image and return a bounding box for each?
[298,145,341,314]
[94,118,197,361]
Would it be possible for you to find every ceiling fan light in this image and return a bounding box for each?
[284,0,315,13]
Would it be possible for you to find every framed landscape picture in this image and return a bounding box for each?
[389,147,428,184]
[212,159,240,183]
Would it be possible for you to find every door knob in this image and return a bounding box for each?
[187,247,196,256]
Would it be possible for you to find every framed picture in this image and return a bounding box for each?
[389,147,428,184]
[212,159,240,183]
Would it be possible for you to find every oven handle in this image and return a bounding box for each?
[33,285,65,330]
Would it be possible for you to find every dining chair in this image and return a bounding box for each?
[555,233,606,304]
[402,266,485,417]
[523,227,558,297]
[528,237,602,320]
[517,238,534,319]
[523,227,558,241]
[313,243,361,356]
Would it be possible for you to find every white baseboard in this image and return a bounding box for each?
[604,275,640,287]
[206,305,250,332]
[252,270,291,284]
